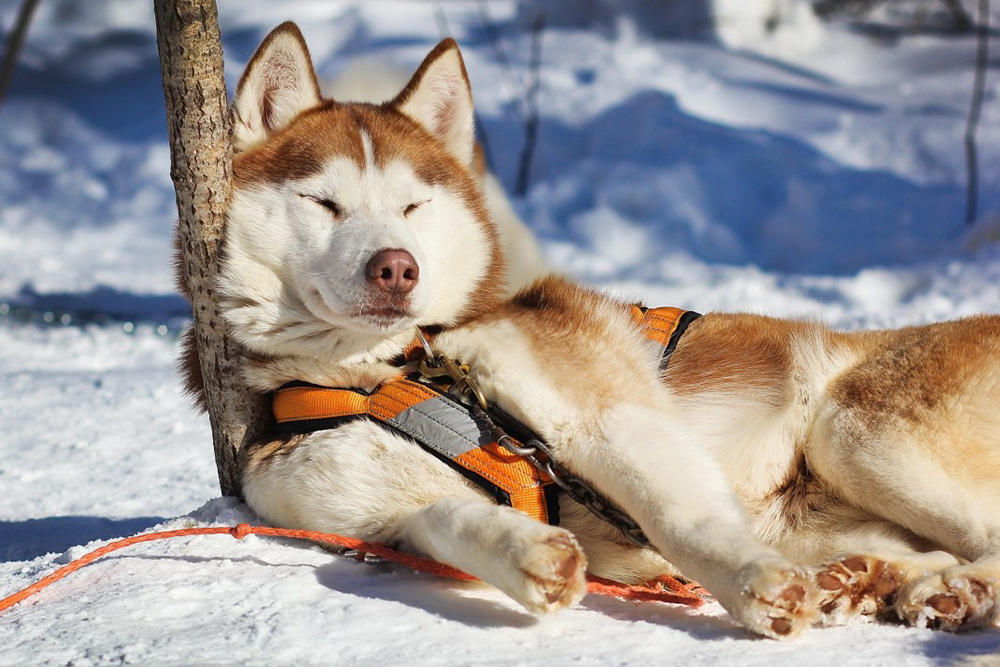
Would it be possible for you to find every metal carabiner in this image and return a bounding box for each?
[415,327,436,364]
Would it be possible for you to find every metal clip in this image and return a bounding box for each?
[341,549,385,564]
[420,354,488,411]
[414,334,489,411]
[415,328,436,364]
[452,369,489,412]
[417,353,463,381]
[417,329,489,410]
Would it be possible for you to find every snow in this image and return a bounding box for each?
[2,0,1000,664]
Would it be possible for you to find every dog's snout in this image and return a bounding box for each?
[366,249,419,295]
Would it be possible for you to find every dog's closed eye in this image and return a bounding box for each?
[403,199,430,218]
[301,194,343,219]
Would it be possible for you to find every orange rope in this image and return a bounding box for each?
[0,523,708,614]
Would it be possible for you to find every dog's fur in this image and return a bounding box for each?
[182,23,1000,638]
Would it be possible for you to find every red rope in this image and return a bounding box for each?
[0,524,708,613]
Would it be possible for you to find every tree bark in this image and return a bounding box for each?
[154,0,268,497]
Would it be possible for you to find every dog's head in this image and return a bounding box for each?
[219,23,505,362]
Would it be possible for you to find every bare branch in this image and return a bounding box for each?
[478,0,525,124]
[434,5,451,39]
[0,0,41,109]
[942,0,974,30]
[964,0,990,225]
[514,10,545,198]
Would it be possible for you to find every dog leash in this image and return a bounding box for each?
[0,524,709,614]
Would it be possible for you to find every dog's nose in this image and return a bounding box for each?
[366,248,419,295]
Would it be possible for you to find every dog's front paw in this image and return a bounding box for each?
[814,555,901,625]
[730,560,818,639]
[512,527,588,614]
[895,569,998,630]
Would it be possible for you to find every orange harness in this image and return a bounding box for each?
[272,305,701,524]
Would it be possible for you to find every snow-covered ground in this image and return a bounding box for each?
[2,1,1000,664]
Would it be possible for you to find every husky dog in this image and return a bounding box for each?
[188,22,1000,638]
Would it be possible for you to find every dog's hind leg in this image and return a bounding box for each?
[772,502,962,625]
[807,338,1000,630]
[807,440,1000,632]
[895,554,1000,630]
[814,550,962,626]
[807,427,1000,629]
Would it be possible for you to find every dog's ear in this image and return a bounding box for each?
[392,39,475,167]
[233,22,322,151]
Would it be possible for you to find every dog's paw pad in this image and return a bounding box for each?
[896,571,997,630]
[814,555,899,625]
[736,562,818,639]
[518,530,587,614]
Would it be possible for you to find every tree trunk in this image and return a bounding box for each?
[154,0,268,497]
[941,0,974,31]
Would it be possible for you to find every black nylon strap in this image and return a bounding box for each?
[658,310,701,372]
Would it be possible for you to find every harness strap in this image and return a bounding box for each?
[272,303,701,526]
[274,378,557,524]
[630,305,701,371]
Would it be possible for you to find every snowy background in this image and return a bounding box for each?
[2,0,1000,664]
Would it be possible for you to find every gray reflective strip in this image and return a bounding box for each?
[385,394,486,460]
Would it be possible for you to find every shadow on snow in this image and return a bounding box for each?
[482,90,967,276]
[0,515,166,562]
